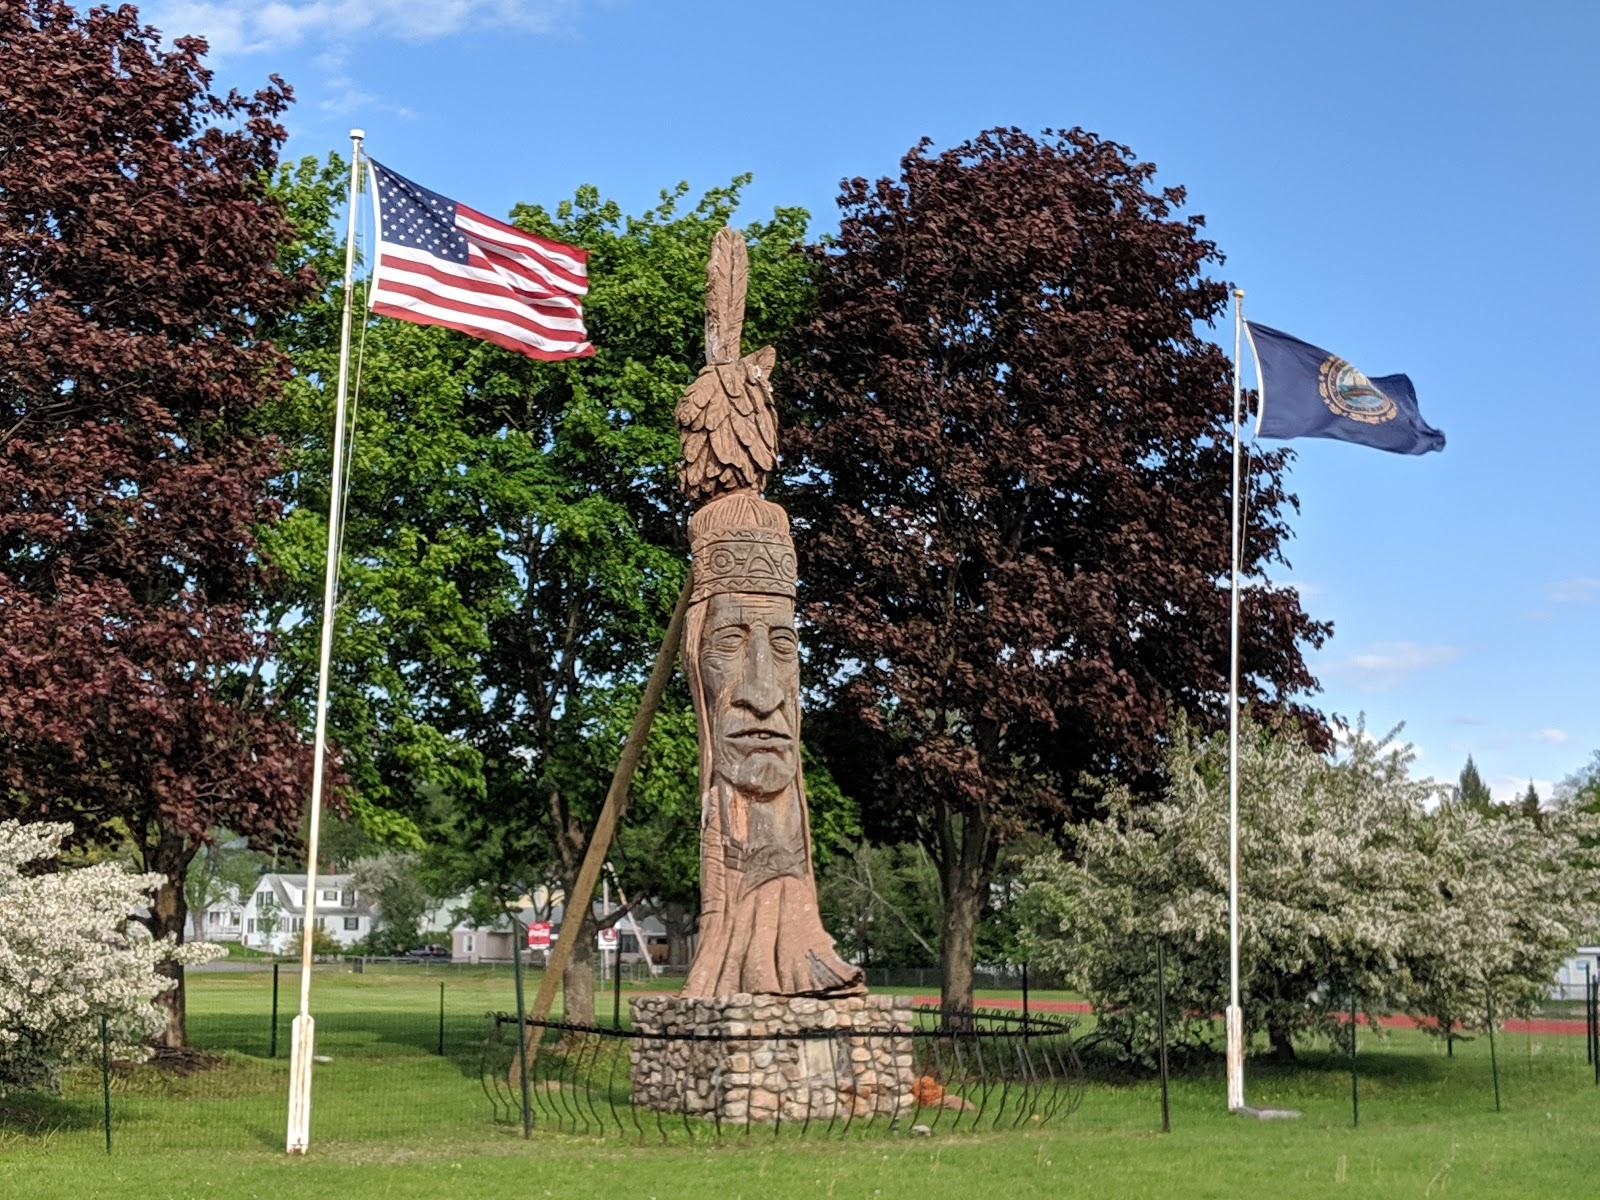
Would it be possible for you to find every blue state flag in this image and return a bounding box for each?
[1245,322,1445,455]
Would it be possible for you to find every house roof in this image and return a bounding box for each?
[253,872,375,917]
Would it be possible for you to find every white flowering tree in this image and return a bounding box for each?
[1404,800,1600,1044]
[0,821,221,1094]
[1019,715,1439,1061]
[1021,715,1600,1064]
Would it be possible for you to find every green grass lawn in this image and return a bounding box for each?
[3,965,1597,1199]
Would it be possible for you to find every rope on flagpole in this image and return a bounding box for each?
[334,164,373,587]
[287,127,365,1156]
[1236,319,1264,576]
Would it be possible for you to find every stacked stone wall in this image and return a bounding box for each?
[630,993,916,1123]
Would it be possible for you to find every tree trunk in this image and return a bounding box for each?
[660,902,693,968]
[562,904,598,1024]
[142,833,196,1050]
[933,808,998,1017]
[188,906,207,944]
[939,882,981,1016]
[1268,1019,1296,1062]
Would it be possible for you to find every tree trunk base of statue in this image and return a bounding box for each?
[630,993,917,1123]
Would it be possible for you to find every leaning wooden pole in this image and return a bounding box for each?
[512,573,691,1076]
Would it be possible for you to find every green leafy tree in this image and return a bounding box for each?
[351,851,432,955]
[1519,781,1542,819]
[819,842,942,969]
[182,835,267,943]
[1456,754,1493,812]
[261,161,815,1019]
[1557,751,1600,814]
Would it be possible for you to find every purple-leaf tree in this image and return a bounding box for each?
[785,128,1329,1012]
[0,1,315,1047]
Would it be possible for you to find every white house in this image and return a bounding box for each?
[199,890,246,942]
[1554,945,1600,1000]
[204,873,377,954]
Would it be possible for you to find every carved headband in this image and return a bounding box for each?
[687,492,797,603]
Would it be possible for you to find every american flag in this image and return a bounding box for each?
[367,160,592,361]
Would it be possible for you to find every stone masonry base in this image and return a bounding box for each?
[629,993,917,1123]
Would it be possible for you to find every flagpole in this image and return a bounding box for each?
[1226,286,1246,1113]
[287,127,364,1155]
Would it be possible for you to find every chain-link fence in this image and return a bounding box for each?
[2,962,518,1155]
[4,958,1597,1155]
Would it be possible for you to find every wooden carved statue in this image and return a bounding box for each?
[677,229,864,999]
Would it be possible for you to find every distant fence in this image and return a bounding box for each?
[861,965,1066,992]
[1,966,499,1155]
[6,960,1597,1156]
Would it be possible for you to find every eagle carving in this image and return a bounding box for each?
[675,227,778,503]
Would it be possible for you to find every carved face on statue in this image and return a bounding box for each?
[698,592,800,798]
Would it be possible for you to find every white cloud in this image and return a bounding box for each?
[1278,579,1323,601]
[318,74,415,120]
[146,1,573,57]
[1324,641,1460,691]
[1489,775,1556,807]
[1547,576,1600,605]
[1532,728,1570,745]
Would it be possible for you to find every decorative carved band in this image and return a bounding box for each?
[688,492,797,602]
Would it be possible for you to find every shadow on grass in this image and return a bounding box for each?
[0,1091,101,1136]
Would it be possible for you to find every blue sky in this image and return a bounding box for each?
[149,0,1599,801]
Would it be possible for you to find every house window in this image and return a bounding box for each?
[465,935,475,954]
[341,890,354,907]
[230,913,240,928]
[290,917,303,932]
[322,889,338,901]
[248,918,256,933]
[315,917,326,930]
[619,933,639,955]
[257,891,272,907]
[344,917,359,931]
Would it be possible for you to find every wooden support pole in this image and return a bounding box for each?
[514,573,691,1074]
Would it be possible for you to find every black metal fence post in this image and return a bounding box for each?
[1584,963,1593,1066]
[613,948,623,1029]
[99,1014,112,1154]
[1155,940,1170,1133]
[269,961,280,1058]
[1485,985,1501,1112]
[437,980,446,1056]
[1590,973,1598,1087]
[1348,993,1359,1128]
[511,918,532,1138]
[1021,960,1030,1027]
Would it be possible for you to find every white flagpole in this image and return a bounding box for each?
[1225,287,1246,1112]
[287,127,364,1155]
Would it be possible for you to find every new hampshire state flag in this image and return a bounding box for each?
[1245,322,1445,455]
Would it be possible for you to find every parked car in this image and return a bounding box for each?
[404,945,448,959]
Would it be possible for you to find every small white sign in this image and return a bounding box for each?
[597,927,619,949]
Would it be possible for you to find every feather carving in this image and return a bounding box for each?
[704,227,748,366]
[677,227,778,503]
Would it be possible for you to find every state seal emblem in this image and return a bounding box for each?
[1317,355,1398,425]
